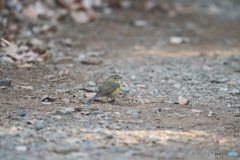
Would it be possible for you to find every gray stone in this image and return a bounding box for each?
[53,115,62,120]
[35,121,45,130]
[126,91,138,97]
[121,87,130,95]
[173,84,181,88]
[65,107,75,113]
[163,107,173,111]
[217,127,225,132]
[232,89,240,94]
[63,98,70,104]
[35,115,46,120]
[75,105,90,111]
[57,110,68,115]
[0,78,11,86]
[125,109,141,116]
[86,81,96,87]
[75,84,84,90]
[17,110,26,116]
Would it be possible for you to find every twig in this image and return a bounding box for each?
[1,38,12,46]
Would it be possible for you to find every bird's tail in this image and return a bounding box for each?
[88,97,96,102]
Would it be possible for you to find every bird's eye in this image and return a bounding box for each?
[114,77,116,80]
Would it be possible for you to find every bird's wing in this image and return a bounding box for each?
[94,82,119,98]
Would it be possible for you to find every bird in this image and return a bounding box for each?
[88,75,122,103]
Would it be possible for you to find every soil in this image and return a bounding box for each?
[1,6,240,160]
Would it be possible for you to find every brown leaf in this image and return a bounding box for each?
[86,51,105,57]
[178,96,189,105]
[81,57,103,65]
[17,63,32,69]
[117,137,139,145]
[227,81,237,85]
[59,70,64,77]
[24,6,38,19]
[19,86,34,90]
[9,24,18,31]
[57,0,84,10]
[61,38,75,47]
[65,69,70,75]
[0,86,7,90]
[70,11,89,23]
[5,44,19,60]
[191,109,201,113]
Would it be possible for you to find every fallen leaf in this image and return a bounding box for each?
[5,44,19,60]
[61,38,75,47]
[0,86,7,90]
[191,109,201,113]
[19,86,34,90]
[9,24,18,31]
[178,96,189,105]
[81,58,103,65]
[59,70,64,77]
[24,6,38,19]
[117,137,139,145]
[71,11,89,23]
[86,51,105,57]
[227,81,237,85]
[65,69,70,75]
[17,63,32,69]
[65,63,74,67]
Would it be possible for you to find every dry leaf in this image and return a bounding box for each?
[0,86,7,90]
[65,69,70,75]
[59,70,64,77]
[117,137,139,145]
[81,58,103,65]
[17,63,32,69]
[24,6,38,19]
[178,96,189,105]
[227,81,237,85]
[86,51,105,57]
[65,63,74,67]
[71,11,89,23]
[19,86,34,90]
[191,109,201,113]
[61,38,75,47]
[5,44,18,59]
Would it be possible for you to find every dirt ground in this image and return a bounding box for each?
[1,3,240,160]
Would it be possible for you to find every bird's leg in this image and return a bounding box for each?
[106,97,109,104]
[111,98,115,105]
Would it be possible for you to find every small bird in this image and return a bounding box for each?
[88,75,122,103]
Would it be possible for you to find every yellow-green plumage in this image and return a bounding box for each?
[88,75,122,103]
[105,84,121,98]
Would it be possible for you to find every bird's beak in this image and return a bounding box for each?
[120,77,123,79]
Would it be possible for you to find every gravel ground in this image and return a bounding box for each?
[0,1,240,160]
